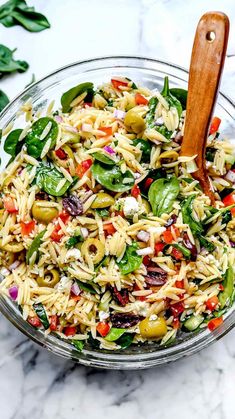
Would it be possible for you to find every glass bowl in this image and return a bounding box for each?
[0,56,235,370]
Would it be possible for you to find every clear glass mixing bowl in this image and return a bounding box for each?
[0,56,235,369]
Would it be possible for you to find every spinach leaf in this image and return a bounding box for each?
[0,0,50,32]
[219,265,234,309]
[148,177,180,216]
[155,124,172,140]
[172,243,191,259]
[91,161,134,192]
[3,128,23,157]
[181,195,215,251]
[161,76,182,118]
[76,279,97,295]
[117,242,142,275]
[0,89,9,112]
[88,332,100,349]
[205,147,216,162]
[93,151,116,166]
[169,88,188,110]
[116,333,134,349]
[25,117,58,158]
[61,82,94,113]
[0,44,28,76]
[72,340,84,352]
[33,302,49,329]
[26,230,46,264]
[65,229,84,249]
[35,163,71,197]
[146,97,158,128]
[105,328,126,342]
[95,208,109,218]
[132,138,151,163]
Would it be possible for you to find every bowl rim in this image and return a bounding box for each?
[1,54,235,369]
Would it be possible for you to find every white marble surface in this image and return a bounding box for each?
[0,1,235,418]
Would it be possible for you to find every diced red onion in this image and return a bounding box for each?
[81,227,88,239]
[9,286,18,301]
[225,170,235,183]
[103,146,115,155]
[54,115,63,123]
[113,109,126,120]
[137,230,150,243]
[64,125,78,133]
[136,247,153,256]
[9,260,21,271]
[81,123,93,132]
[71,282,81,296]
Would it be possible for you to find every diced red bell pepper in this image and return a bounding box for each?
[209,116,221,135]
[51,211,70,242]
[219,284,224,291]
[64,326,77,336]
[170,301,185,317]
[59,211,70,224]
[163,229,174,244]
[20,220,36,236]
[55,148,67,160]
[76,159,93,179]
[144,178,154,190]
[131,184,140,198]
[50,315,58,331]
[206,295,219,311]
[99,126,112,137]
[154,242,165,255]
[143,255,151,266]
[114,210,124,217]
[3,196,18,213]
[175,280,184,289]
[172,317,180,329]
[135,93,148,106]
[83,102,92,108]
[222,193,235,216]
[111,78,128,90]
[103,223,116,235]
[207,317,223,331]
[172,226,180,238]
[133,284,146,301]
[171,247,183,260]
[71,295,81,302]
[96,322,110,337]
[28,316,41,328]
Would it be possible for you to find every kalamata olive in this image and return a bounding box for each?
[139,316,167,339]
[145,267,167,286]
[165,214,177,227]
[35,191,49,201]
[112,286,129,307]
[62,195,83,216]
[110,312,140,328]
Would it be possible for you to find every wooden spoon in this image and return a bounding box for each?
[180,12,229,204]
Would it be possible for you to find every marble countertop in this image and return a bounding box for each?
[0,1,235,418]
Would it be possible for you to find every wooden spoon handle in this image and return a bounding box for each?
[180,12,229,201]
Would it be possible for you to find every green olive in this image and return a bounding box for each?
[32,201,59,224]
[141,198,151,214]
[0,239,24,253]
[124,109,146,134]
[37,269,60,288]
[91,192,115,209]
[139,317,167,339]
[81,238,105,264]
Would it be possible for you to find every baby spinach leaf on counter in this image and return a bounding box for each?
[219,265,234,309]
[132,138,151,163]
[0,89,9,112]
[72,340,84,352]
[117,242,142,275]
[91,161,135,192]
[0,0,50,32]
[169,88,188,110]
[161,76,182,117]
[25,117,58,158]
[75,279,97,295]
[3,128,23,157]
[61,82,94,113]
[35,163,71,197]
[33,303,49,329]
[0,44,29,76]
[26,229,46,264]
[148,177,180,216]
